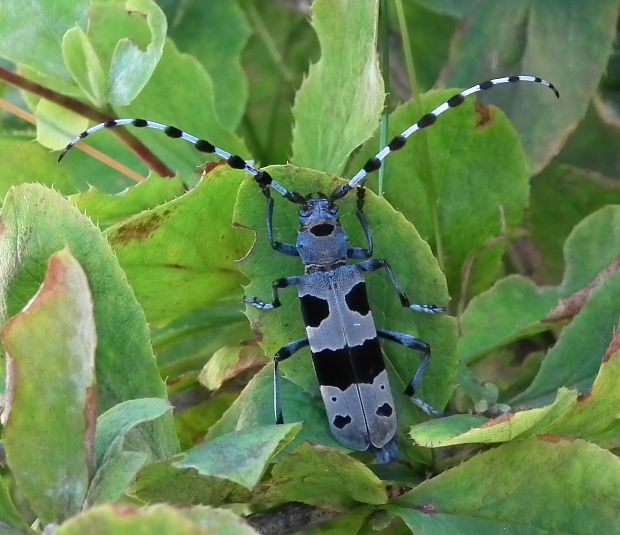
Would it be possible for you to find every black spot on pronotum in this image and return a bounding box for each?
[447,93,465,107]
[363,157,381,173]
[345,282,370,316]
[333,414,352,429]
[417,113,437,128]
[195,139,215,153]
[331,396,337,402]
[227,155,246,169]
[479,80,494,90]
[310,224,335,237]
[300,294,330,327]
[388,135,406,151]
[132,119,147,127]
[376,403,393,417]
[164,126,183,138]
[508,76,519,83]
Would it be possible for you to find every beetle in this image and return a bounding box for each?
[59,75,559,463]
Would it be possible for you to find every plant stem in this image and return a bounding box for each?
[0,66,174,177]
[0,99,145,183]
[378,0,391,196]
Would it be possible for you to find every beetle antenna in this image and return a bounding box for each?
[331,75,559,200]
[57,119,305,204]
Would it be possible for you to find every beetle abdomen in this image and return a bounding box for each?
[298,266,397,452]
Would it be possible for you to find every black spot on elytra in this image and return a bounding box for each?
[376,403,393,417]
[333,414,352,429]
[345,282,370,316]
[300,294,330,327]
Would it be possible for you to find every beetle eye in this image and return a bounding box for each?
[299,206,311,217]
[328,204,338,214]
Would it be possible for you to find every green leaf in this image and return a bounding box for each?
[95,398,172,466]
[239,2,315,165]
[546,329,620,448]
[108,0,167,106]
[0,456,38,534]
[131,460,242,506]
[514,266,620,406]
[113,39,248,178]
[176,423,301,490]
[258,444,387,510]
[0,134,87,197]
[457,276,558,365]
[56,504,214,535]
[35,100,89,151]
[71,175,185,228]
[390,438,620,534]
[152,302,252,384]
[105,169,252,324]
[166,1,251,130]
[291,0,384,174]
[62,26,107,108]
[199,344,266,392]
[444,0,619,173]
[346,90,530,304]
[0,1,88,83]
[410,387,577,447]
[303,507,372,535]
[1,249,96,523]
[206,366,342,453]
[458,205,620,366]
[132,423,301,505]
[182,506,259,535]
[0,184,178,458]
[530,164,620,282]
[85,451,148,507]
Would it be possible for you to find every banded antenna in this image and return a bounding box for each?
[330,75,559,200]
[58,75,558,203]
[58,119,305,204]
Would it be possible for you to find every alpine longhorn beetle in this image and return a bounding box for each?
[59,75,559,463]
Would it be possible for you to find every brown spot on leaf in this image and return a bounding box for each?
[110,211,168,245]
[603,320,620,362]
[475,102,494,128]
[201,160,228,176]
[546,257,620,323]
[481,412,513,427]
[84,382,98,478]
[415,503,440,515]
[538,435,572,443]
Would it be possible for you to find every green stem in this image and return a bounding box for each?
[378,0,390,196]
[394,0,445,271]
[394,0,419,102]
[246,4,294,84]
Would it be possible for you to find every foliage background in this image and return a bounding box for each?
[0,0,619,533]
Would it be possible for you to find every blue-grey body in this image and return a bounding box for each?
[58,74,558,463]
[299,265,397,452]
